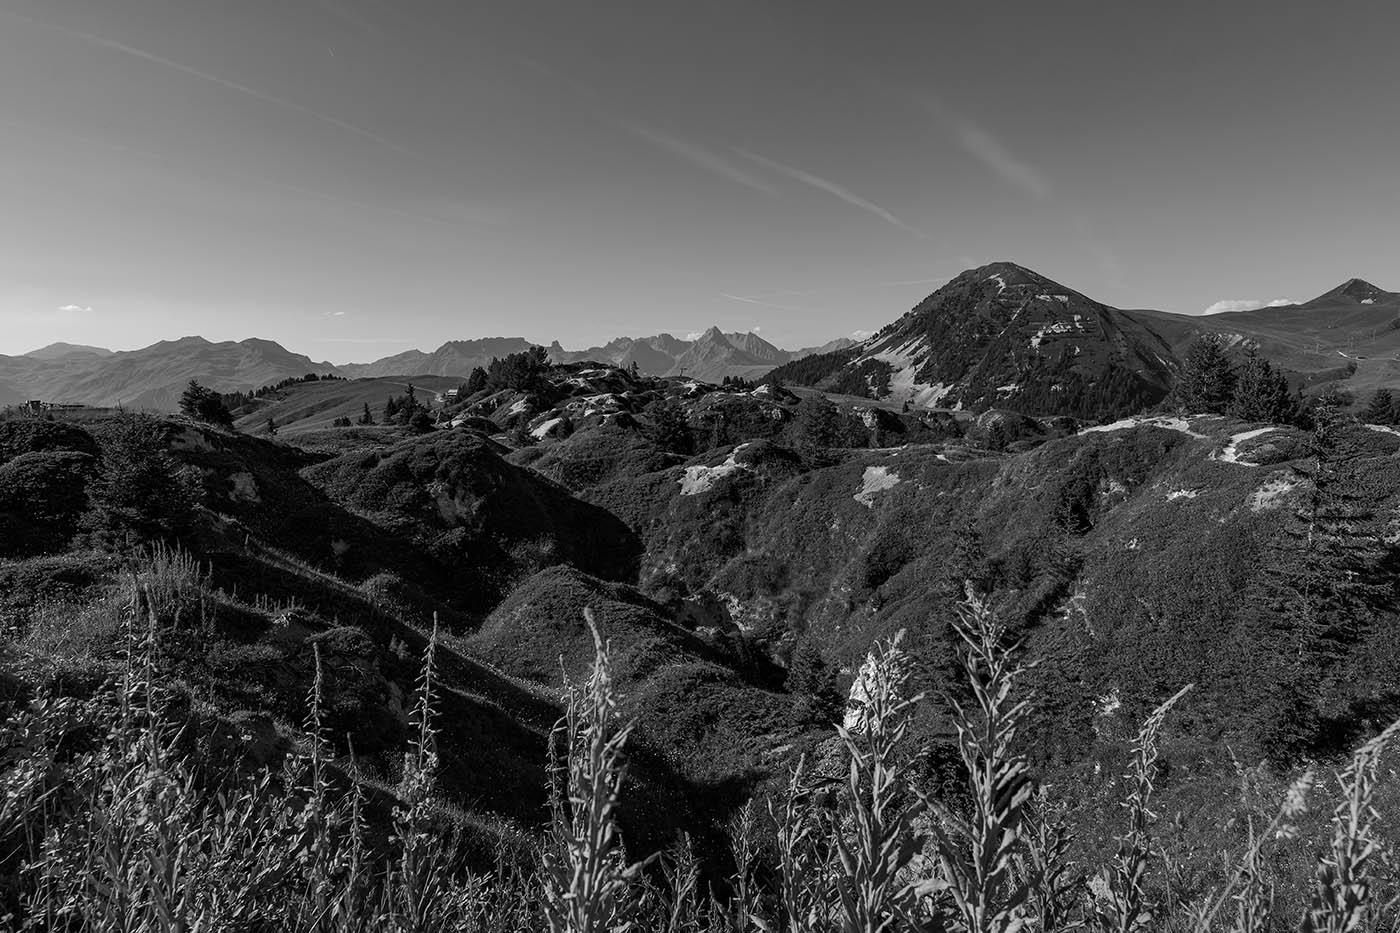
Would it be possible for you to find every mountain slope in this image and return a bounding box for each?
[0,337,340,410]
[24,342,113,360]
[337,338,538,379]
[773,262,1177,419]
[550,328,853,382]
[1128,277,1400,401]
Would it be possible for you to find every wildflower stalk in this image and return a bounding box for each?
[541,608,648,933]
[1092,683,1193,933]
[920,592,1034,933]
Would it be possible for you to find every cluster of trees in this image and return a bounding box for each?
[763,347,857,389]
[721,375,755,390]
[178,380,233,428]
[450,347,554,400]
[219,372,343,413]
[382,384,434,433]
[1167,335,1298,423]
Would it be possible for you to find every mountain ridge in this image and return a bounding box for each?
[8,267,1399,413]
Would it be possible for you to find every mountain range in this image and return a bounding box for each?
[770,262,1400,418]
[547,328,856,381]
[6,263,1397,414]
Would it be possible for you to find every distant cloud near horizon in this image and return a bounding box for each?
[57,304,92,313]
[1203,298,1293,314]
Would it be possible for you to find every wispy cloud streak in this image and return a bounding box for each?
[9,12,409,155]
[619,122,776,195]
[951,121,1052,200]
[734,148,928,238]
[720,292,823,314]
[738,276,951,299]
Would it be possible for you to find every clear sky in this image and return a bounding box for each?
[1,0,1397,362]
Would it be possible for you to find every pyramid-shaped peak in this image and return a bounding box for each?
[1306,277,1394,306]
[941,261,1077,297]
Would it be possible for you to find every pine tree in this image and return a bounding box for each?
[793,394,839,466]
[652,403,694,455]
[177,379,233,428]
[1169,334,1236,414]
[465,367,488,395]
[359,402,374,425]
[383,396,399,422]
[1229,348,1296,424]
[1361,388,1395,425]
[265,416,278,436]
[1247,402,1394,762]
[83,414,198,543]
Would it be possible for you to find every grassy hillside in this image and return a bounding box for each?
[232,375,463,436]
[3,356,1400,928]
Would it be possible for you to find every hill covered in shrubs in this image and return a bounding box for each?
[2,344,1399,929]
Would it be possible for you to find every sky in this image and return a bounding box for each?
[1,0,1397,363]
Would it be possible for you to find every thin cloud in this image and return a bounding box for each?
[321,310,348,317]
[619,122,776,195]
[952,121,1052,201]
[916,93,1052,201]
[733,149,929,239]
[10,12,410,155]
[851,330,874,340]
[720,292,823,314]
[58,304,93,313]
[739,276,951,300]
[1203,298,1293,315]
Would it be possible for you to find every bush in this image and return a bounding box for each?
[0,450,95,555]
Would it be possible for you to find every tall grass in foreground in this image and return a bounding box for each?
[1,591,1398,931]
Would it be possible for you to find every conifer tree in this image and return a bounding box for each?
[1169,334,1236,414]
[793,394,839,466]
[1229,348,1296,424]
[652,403,694,455]
[1361,388,1395,425]
[1247,402,1394,762]
[359,402,374,425]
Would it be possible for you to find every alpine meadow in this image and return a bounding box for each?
[3,3,1400,931]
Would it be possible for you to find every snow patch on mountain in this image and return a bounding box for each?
[679,444,752,496]
[1250,474,1301,511]
[1165,488,1199,501]
[1213,427,1278,466]
[530,417,563,440]
[854,466,901,507]
[1080,415,1206,438]
[1028,316,1084,349]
